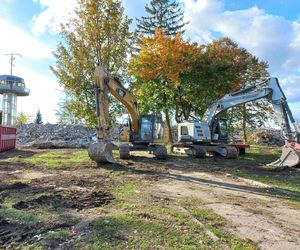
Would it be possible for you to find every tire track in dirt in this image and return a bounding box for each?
[153,169,300,250]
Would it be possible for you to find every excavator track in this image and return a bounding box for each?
[153,145,167,159]
[222,146,239,159]
[119,143,130,159]
[172,143,238,159]
[192,145,207,158]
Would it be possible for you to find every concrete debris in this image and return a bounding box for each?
[16,124,119,149]
[16,124,284,149]
[250,129,285,146]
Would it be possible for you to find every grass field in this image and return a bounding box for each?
[0,146,299,249]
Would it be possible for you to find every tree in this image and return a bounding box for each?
[177,37,271,142]
[227,55,271,142]
[176,37,250,122]
[129,28,198,141]
[34,110,43,124]
[136,0,188,37]
[55,99,82,124]
[51,0,132,126]
[15,112,31,125]
[130,32,271,142]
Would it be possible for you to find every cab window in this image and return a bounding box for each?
[140,116,153,141]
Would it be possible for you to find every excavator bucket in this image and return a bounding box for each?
[88,141,116,164]
[267,145,300,168]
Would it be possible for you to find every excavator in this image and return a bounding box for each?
[173,77,300,167]
[88,63,168,164]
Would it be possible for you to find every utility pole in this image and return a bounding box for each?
[4,52,21,75]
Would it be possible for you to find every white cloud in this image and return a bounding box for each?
[182,0,300,75]
[0,19,52,61]
[16,65,64,123]
[32,0,77,33]
[0,18,61,123]
[182,0,300,119]
[31,0,148,33]
[279,75,300,103]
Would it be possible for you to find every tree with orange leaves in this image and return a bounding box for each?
[129,28,199,141]
[130,32,269,142]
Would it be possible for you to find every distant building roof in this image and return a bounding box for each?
[0,75,29,96]
[0,75,24,83]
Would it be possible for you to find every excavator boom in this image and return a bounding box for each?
[88,64,117,163]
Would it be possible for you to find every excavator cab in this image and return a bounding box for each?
[139,115,164,143]
[119,114,166,144]
[211,118,229,143]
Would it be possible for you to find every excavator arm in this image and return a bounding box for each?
[268,78,300,141]
[94,64,140,138]
[202,78,300,142]
[89,63,140,163]
[201,77,300,167]
[89,64,168,163]
[202,82,272,125]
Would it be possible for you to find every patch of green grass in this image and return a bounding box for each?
[112,179,141,197]
[288,200,300,209]
[112,150,119,157]
[109,179,143,210]
[0,207,44,224]
[23,230,73,249]
[22,149,92,168]
[4,179,31,185]
[45,229,73,240]
[182,198,258,250]
[237,170,300,191]
[240,146,282,162]
[89,179,259,249]
[2,190,31,206]
[88,180,216,249]
[193,145,300,202]
[234,170,300,201]
[92,213,211,249]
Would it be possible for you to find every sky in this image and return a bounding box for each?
[0,0,300,123]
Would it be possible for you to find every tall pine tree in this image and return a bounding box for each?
[136,0,188,37]
[34,110,43,124]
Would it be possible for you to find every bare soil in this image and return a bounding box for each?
[0,148,299,249]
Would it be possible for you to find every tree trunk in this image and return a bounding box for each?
[163,93,173,143]
[242,104,247,143]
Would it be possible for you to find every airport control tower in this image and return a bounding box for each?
[0,53,30,125]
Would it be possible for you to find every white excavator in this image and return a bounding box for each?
[173,77,300,167]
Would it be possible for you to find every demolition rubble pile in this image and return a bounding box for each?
[250,129,285,146]
[16,124,118,149]
[230,128,285,146]
[16,124,285,149]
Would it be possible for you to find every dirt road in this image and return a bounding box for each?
[0,147,299,249]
